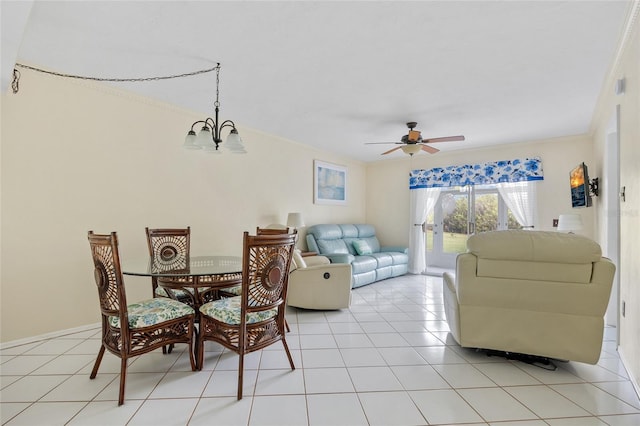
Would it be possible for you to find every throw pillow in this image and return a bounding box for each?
[352,239,372,255]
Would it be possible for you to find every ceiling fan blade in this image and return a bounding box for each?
[381,146,404,155]
[422,135,465,143]
[420,144,440,154]
[365,142,403,145]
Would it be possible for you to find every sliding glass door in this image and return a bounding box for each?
[426,184,519,270]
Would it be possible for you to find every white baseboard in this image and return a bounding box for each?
[0,323,101,350]
[618,346,640,399]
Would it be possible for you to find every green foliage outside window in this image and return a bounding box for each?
[443,194,519,234]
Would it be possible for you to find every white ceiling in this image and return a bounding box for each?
[1,1,632,162]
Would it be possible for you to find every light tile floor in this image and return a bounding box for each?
[1,274,639,425]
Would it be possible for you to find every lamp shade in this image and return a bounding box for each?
[401,144,422,155]
[195,126,214,148]
[286,212,305,228]
[225,129,246,153]
[557,214,583,232]
[183,130,200,149]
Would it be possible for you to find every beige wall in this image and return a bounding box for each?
[0,69,366,342]
[591,7,639,391]
[2,10,638,398]
[366,134,596,247]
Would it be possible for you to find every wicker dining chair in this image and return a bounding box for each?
[257,227,295,333]
[256,226,293,235]
[197,231,297,399]
[217,227,292,298]
[87,231,196,405]
[145,227,193,302]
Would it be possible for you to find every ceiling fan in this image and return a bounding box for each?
[366,122,465,156]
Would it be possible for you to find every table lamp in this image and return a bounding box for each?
[286,212,305,248]
[557,214,583,233]
[286,212,305,230]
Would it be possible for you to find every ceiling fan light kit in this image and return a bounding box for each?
[401,144,422,155]
[366,122,465,156]
[408,130,421,142]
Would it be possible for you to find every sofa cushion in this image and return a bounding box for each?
[386,251,409,265]
[351,256,378,274]
[353,270,376,287]
[477,259,594,283]
[339,224,359,238]
[370,252,393,268]
[317,239,350,254]
[352,239,373,255]
[376,266,393,281]
[467,230,602,264]
[355,224,376,238]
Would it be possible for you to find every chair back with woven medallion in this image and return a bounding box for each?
[243,231,297,323]
[145,227,190,273]
[88,231,129,335]
[145,227,191,299]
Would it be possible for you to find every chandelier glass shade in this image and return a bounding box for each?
[183,63,246,154]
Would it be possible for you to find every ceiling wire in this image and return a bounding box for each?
[11,62,218,94]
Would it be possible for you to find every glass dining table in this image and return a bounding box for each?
[121,255,243,312]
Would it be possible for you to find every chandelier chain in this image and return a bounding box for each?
[12,62,219,94]
[214,63,221,108]
[12,69,20,94]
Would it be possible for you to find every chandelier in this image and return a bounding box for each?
[183,63,246,153]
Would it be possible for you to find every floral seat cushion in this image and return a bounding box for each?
[218,285,242,296]
[155,287,190,298]
[155,285,213,299]
[200,296,277,325]
[109,298,194,329]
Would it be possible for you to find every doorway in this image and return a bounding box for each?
[604,106,621,332]
[425,184,519,270]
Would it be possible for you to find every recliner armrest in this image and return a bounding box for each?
[380,246,408,254]
[325,253,354,264]
[304,255,331,267]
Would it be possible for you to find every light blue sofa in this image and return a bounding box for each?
[305,224,408,288]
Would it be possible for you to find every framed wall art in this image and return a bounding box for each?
[314,160,347,205]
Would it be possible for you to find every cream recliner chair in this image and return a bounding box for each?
[287,250,352,310]
[443,230,615,364]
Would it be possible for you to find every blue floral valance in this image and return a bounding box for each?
[409,157,543,189]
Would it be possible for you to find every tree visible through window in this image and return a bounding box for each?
[443,194,519,233]
[426,188,521,255]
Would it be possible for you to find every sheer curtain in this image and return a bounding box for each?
[497,181,537,228]
[408,187,441,274]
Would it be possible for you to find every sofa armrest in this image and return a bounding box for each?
[288,263,353,309]
[304,255,331,267]
[443,272,457,297]
[380,246,408,254]
[589,258,617,314]
[454,253,479,304]
[325,253,355,264]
